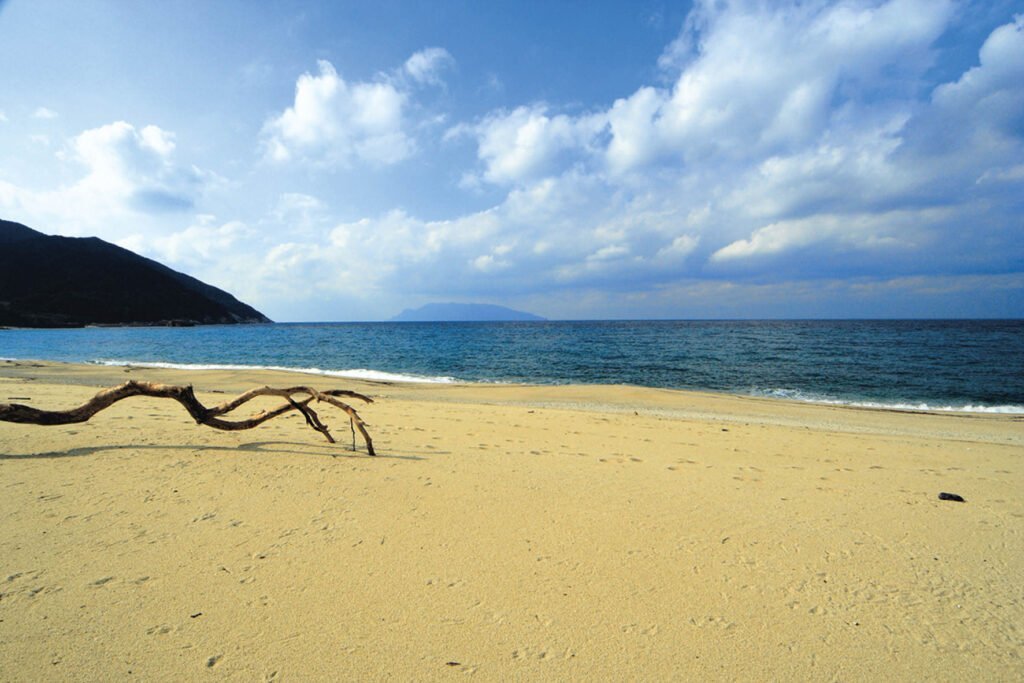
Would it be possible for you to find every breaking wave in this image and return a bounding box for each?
[92,359,457,384]
[750,387,1024,414]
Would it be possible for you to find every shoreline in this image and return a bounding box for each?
[3,360,1022,449]
[2,360,1022,679]
[4,356,1023,417]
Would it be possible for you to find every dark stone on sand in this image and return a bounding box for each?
[938,492,966,502]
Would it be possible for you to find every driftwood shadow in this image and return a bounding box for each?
[0,440,423,461]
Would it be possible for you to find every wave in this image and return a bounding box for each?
[91,359,458,384]
[10,355,1022,411]
[750,387,1024,414]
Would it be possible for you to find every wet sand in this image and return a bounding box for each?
[1,360,1021,680]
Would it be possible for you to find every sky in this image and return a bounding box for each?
[0,0,1022,321]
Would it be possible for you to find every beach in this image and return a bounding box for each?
[1,360,1021,680]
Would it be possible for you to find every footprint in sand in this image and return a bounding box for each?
[511,646,575,661]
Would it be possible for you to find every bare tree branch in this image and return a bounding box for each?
[0,380,376,455]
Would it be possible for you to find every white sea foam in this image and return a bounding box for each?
[751,388,1024,414]
[92,359,457,384]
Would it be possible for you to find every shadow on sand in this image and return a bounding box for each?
[0,440,425,461]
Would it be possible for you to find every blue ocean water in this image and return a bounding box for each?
[2,320,1023,413]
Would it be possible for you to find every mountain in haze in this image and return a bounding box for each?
[391,302,545,322]
[0,218,271,327]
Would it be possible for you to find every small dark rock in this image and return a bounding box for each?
[446,661,460,667]
[938,492,966,502]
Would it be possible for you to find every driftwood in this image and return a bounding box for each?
[0,380,375,455]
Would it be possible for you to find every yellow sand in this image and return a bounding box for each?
[0,360,1021,681]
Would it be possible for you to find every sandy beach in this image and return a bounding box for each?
[0,360,1021,681]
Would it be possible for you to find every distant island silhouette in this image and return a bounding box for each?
[0,219,271,327]
[391,303,545,322]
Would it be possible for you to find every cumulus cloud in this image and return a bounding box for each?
[932,13,1024,109]
[455,105,606,185]
[404,47,454,86]
[904,12,1024,175]
[262,60,412,166]
[454,0,963,192]
[433,2,1018,292]
[204,3,1022,318]
[120,216,253,270]
[0,120,214,243]
[605,87,666,174]
[32,106,58,120]
[263,49,453,167]
[70,121,208,213]
[233,168,716,310]
[710,211,918,263]
[656,234,700,261]
[602,0,956,175]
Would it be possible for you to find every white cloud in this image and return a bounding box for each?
[404,47,453,86]
[460,104,606,185]
[587,244,630,262]
[709,210,933,263]
[0,110,8,123]
[429,0,1019,301]
[120,216,253,270]
[453,0,964,204]
[924,12,1024,155]
[276,192,324,213]
[933,14,1023,106]
[606,87,666,174]
[603,0,955,173]
[720,117,910,221]
[32,106,58,120]
[262,57,434,166]
[70,121,207,212]
[233,168,717,307]
[471,250,511,273]
[655,234,699,261]
[0,121,213,241]
[977,163,1024,184]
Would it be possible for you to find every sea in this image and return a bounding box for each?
[2,320,1023,414]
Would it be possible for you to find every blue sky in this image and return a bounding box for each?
[1,0,1022,320]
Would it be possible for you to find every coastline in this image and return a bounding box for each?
[1,361,1022,679]
[6,353,1024,416]
[5,318,1023,414]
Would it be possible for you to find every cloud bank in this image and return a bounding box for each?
[2,2,1021,319]
[275,0,1019,318]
